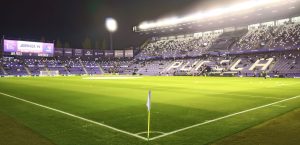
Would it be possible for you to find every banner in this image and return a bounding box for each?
[114,50,124,58]
[64,48,73,56]
[124,50,134,57]
[94,50,104,57]
[54,48,64,56]
[84,49,93,56]
[105,50,114,57]
[74,49,83,56]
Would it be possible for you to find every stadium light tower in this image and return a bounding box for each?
[105,17,118,50]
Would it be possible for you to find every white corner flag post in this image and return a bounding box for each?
[146,90,151,140]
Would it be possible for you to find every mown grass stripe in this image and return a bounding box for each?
[0,92,148,141]
[150,95,300,140]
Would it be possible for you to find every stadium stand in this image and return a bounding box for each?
[1,17,300,78]
[136,32,219,59]
[210,29,248,51]
[268,22,300,49]
[99,60,132,74]
[231,25,277,51]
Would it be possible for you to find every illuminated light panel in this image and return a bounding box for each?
[106,18,118,32]
[138,0,283,30]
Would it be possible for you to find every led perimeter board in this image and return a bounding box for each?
[3,39,54,57]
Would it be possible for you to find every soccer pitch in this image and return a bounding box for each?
[0,76,300,145]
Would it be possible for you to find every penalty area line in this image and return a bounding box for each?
[0,92,148,141]
[149,94,300,141]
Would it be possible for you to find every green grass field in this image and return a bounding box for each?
[0,76,300,145]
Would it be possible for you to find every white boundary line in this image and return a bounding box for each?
[136,131,165,135]
[228,93,284,100]
[1,91,299,141]
[0,92,148,141]
[272,104,287,108]
[149,95,300,140]
[206,92,284,100]
[83,77,143,80]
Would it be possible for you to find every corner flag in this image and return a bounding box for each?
[146,90,151,140]
[146,90,151,112]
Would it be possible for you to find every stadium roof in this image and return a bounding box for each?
[134,0,300,34]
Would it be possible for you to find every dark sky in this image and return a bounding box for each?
[0,0,238,49]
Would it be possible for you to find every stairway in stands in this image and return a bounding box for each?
[64,66,71,75]
[24,66,32,76]
[0,66,7,75]
[79,60,89,75]
[97,63,105,74]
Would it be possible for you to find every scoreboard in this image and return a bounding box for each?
[3,39,54,57]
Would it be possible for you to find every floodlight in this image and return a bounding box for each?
[106,18,118,32]
[137,0,283,30]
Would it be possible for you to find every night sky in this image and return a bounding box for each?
[0,0,237,49]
